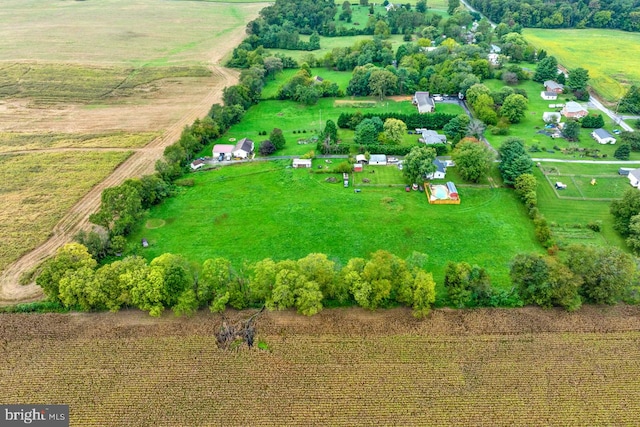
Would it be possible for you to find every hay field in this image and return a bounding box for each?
[0,0,262,278]
[2,307,640,425]
[523,29,640,102]
[0,151,131,272]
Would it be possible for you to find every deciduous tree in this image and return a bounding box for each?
[403,145,437,184]
[452,139,493,183]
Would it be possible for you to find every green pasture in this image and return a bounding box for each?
[268,34,407,63]
[0,0,263,66]
[261,68,353,99]
[482,79,639,160]
[333,4,387,30]
[201,97,464,157]
[533,163,628,248]
[523,29,640,102]
[128,161,540,287]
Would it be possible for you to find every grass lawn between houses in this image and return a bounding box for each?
[482,79,640,161]
[128,160,541,293]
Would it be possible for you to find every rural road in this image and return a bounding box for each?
[0,65,242,303]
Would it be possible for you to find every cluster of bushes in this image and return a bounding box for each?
[444,261,522,308]
[337,111,455,131]
[36,245,437,319]
[277,66,343,105]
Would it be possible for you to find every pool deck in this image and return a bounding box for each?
[424,182,461,205]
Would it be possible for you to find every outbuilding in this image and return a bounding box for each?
[369,154,387,165]
[591,128,616,144]
[213,144,234,161]
[292,158,312,168]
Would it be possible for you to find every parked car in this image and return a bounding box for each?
[433,94,443,101]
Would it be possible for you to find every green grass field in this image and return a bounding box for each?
[523,29,640,102]
[200,97,465,157]
[261,68,354,99]
[128,161,540,288]
[482,79,639,160]
[534,163,629,248]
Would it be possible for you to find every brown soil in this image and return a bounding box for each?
[0,26,248,304]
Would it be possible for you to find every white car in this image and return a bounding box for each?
[433,95,443,101]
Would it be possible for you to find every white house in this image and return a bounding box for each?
[591,128,616,144]
[561,101,588,119]
[426,158,447,180]
[413,92,435,113]
[232,138,254,159]
[629,169,640,187]
[369,154,387,165]
[190,159,206,170]
[213,144,234,161]
[542,112,561,123]
[292,158,312,168]
[416,128,447,144]
[541,91,558,101]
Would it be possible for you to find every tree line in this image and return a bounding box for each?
[468,0,640,32]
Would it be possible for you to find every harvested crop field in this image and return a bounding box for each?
[2,306,640,425]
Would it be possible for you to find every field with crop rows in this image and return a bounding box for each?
[2,307,640,426]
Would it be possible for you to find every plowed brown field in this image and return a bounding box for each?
[2,306,640,426]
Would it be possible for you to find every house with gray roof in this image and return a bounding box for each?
[232,138,254,159]
[561,101,588,119]
[591,128,616,144]
[629,169,640,187]
[541,91,558,100]
[416,128,447,144]
[544,80,564,93]
[413,92,435,113]
[426,158,447,180]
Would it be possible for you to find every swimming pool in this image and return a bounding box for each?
[432,185,448,199]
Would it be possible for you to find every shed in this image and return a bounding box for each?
[292,158,312,168]
[591,128,616,144]
[354,163,363,172]
[369,154,387,165]
[629,169,640,188]
[355,154,368,164]
[541,91,558,101]
[190,159,206,170]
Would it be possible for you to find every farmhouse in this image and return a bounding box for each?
[292,158,312,168]
[213,144,234,161]
[369,154,387,165]
[591,128,616,144]
[416,128,447,144]
[561,101,588,119]
[628,169,640,187]
[542,112,561,123]
[232,138,254,159]
[426,158,447,179]
[413,92,435,113]
[544,80,564,93]
[541,91,558,101]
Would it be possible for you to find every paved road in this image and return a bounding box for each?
[532,158,640,164]
[588,96,635,132]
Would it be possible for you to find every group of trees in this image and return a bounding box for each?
[277,65,342,104]
[468,0,640,32]
[611,188,640,254]
[510,244,637,311]
[37,245,437,319]
[466,83,529,128]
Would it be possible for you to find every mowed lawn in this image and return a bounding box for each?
[201,97,465,157]
[523,29,640,102]
[482,79,640,160]
[534,162,629,249]
[128,161,541,288]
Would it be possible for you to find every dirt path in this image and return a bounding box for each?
[0,63,240,305]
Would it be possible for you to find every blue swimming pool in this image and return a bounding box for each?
[433,185,448,199]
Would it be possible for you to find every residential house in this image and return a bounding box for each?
[629,169,640,187]
[416,128,447,144]
[213,144,234,161]
[544,80,564,93]
[413,92,435,113]
[561,101,588,119]
[385,2,398,11]
[232,138,254,159]
[426,158,447,179]
[292,158,312,168]
[591,128,616,144]
[369,154,387,165]
[541,91,558,101]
